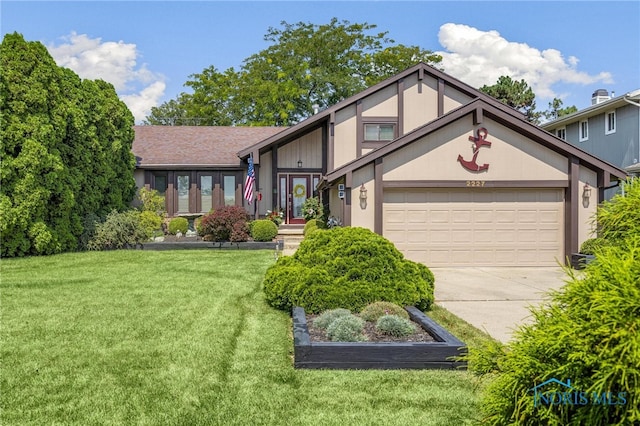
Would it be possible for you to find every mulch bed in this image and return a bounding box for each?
[306,313,436,343]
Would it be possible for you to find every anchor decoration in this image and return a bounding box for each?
[458,128,492,172]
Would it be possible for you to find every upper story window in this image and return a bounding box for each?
[364,123,396,141]
[605,110,616,135]
[556,128,566,140]
[579,120,589,142]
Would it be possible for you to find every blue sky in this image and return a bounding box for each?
[2,1,639,123]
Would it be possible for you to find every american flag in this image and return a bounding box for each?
[244,156,255,204]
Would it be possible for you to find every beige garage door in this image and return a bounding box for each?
[383,188,564,267]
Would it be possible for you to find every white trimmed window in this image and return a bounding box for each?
[579,120,589,142]
[556,128,566,140]
[364,123,396,141]
[605,110,616,135]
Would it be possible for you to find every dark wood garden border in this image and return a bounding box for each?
[293,306,467,370]
[138,240,283,251]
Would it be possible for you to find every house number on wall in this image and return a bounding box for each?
[458,128,492,172]
[466,180,486,187]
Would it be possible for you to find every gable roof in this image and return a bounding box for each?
[133,125,284,169]
[541,89,640,129]
[236,62,526,160]
[324,98,628,184]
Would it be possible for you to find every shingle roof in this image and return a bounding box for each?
[132,125,285,168]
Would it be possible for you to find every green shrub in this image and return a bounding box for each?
[139,210,163,239]
[263,227,435,313]
[596,178,640,245]
[303,219,319,236]
[375,314,415,337]
[198,206,249,241]
[360,301,409,322]
[168,217,189,235]
[251,219,278,242]
[579,237,609,255]
[88,210,147,250]
[478,238,640,425]
[326,315,366,342]
[313,308,352,329]
[137,187,166,215]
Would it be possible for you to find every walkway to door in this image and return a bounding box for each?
[432,267,568,343]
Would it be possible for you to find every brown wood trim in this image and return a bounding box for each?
[565,157,580,262]
[321,123,328,175]
[474,106,483,125]
[356,100,363,158]
[190,171,197,213]
[374,158,383,235]
[418,67,424,94]
[382,180,569,188]
[271,147,278,210]
[397,79,404,137]
[328,114,335,172]
[437,78,445,117]
[167,171,175,217]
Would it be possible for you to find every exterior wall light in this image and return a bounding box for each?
[297,160,303,168]
[583,183,592,199]
[359,183,368,210]
[359,183,368,200]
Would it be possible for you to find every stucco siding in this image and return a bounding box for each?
[362,84,397,117]
[403,73,438,134]
[334,105,357,169]
[351,164,376,231]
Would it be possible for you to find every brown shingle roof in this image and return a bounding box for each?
[132,125,284,168]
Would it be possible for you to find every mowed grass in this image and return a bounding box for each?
[1,250,487,425]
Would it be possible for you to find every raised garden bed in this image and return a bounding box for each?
[293,306,467,370]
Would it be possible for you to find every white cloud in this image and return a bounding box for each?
[48,32,165,123]
[436,23,613,101]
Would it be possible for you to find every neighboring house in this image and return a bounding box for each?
[134,63,627,267]
[132,126,283,217]
[541,89,640,181]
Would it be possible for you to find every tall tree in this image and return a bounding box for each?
[145,18,442,126]
[543,97,578,121]
[480,76,540,123]
[0,33,136,257]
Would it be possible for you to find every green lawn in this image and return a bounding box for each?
[1,250,489,425]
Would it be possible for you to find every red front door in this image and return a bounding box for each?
[288,175,310,224]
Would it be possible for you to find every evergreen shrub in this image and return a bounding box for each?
[168,217,188,235]
[303,219,319,236]
[375,314,415,337]
[251,219,278,242]
[88,210,147,250]
[579,237,608,255]
[360,301,409,322]
[313,308,352,329]
[326,315,366,342]
[479,239,640,425]
[263,227,435,313]
[140,210,163,238]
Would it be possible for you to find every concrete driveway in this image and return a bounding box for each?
[432,267,569,343]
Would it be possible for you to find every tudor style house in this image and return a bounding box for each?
[541,89,640,182]
[133,63,627,267]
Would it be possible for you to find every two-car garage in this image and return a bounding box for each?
[383,188,564,267]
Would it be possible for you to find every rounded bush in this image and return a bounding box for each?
[263,227,435,313]
[313,308,352,329]
[168,217,189,235]
[198,206,249,241]
[360,301,409,322]
[579,237,609,255]
[303,219,319,236]
[375,314,416,337]
[326,315,366,342]
[251,219,278,242]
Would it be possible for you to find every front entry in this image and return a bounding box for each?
[288,175,310,224]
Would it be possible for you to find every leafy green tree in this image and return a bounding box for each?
[145,18,442,126]
[1,33,136,257]
[480,76,540,123]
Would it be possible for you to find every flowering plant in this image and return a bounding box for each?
[327,216,342,229]
[266,209,284,226]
